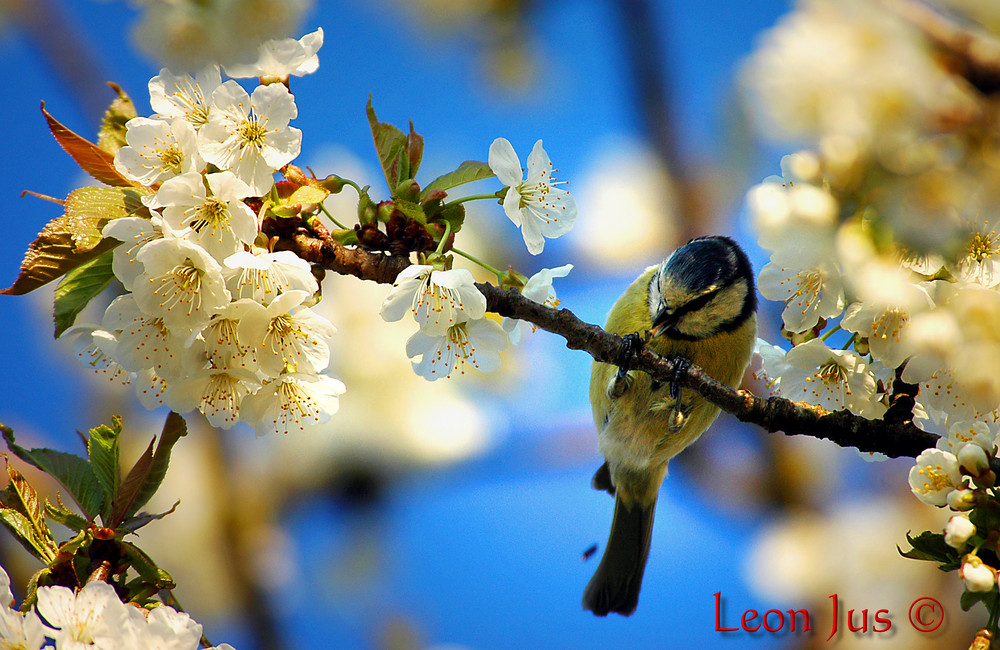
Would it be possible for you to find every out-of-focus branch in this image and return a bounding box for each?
[882,0,1000,93]
[612,0,710,241]
[282,229,940,459]
[2,0,110,122]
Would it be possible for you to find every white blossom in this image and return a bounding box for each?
[242,372,346,435]
[134,368,170,411]
[752,338,791,392]
[908,448,963,507]
[758,258,845,333]
[195,300,259,370]
[406,317,508,381]
[937,420,995,456]
[237,290,336,377]
[60,325,131,386]
[166,367,260,429]
[380,265,487,335]
[154,171,258,262]
[502,264,573,344]
[149,66,222,129]
[101,216,171,291]
[223,248,318,305]
[0,607,45,650]
[102,294,194,380]
[133,238,231,336]
[35,582,128,649]
[488,138,577,255]
[780,337,884,418]
[114,117,203,186]
[224,28,324,79]
[955,216,1000,288]
[198,81,302,195]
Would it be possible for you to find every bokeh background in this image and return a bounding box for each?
[0,0,978,648]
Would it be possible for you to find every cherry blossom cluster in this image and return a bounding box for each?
[745,0,1000,442]
[743,0,1000,618]
[377,138,575,381]
[0,565,234,649]
[65,30,347,435]
[907,422,1000,594]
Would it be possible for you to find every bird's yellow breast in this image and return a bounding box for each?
[589,267,756,493]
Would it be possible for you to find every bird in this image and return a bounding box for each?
[583,235,757,617]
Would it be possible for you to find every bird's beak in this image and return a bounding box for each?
[649,308,674,338]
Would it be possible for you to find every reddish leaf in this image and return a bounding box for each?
[1,214,118,295]
[41,102,134,188]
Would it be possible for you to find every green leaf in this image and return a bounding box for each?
[1,424,104,519]
[960,589,979,612]
[0,509,52,564]
[394,199,426,225]
[366,97,409,190]
[45,496,91,532]
[20,568,49,613]
[108,437,155,529]
[898,530,956,564]
[87,417,122,521]
[53,250,115,338]
[421,160,495,198]
[407,120,424,179]
[0,457,58,562]
[287,185,330,206]
[437,203,466,237]
[42,102,135,187]
[120,540,175,588]
[65,186,149,253]
[118,500,179,533]
[332,229,359,246]
[97,83,137,155]
[1,214,119,296]
[121,412,187,525]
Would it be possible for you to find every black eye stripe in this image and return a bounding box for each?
[673,286,721,318]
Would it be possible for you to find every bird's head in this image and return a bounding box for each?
[647,235,756,341]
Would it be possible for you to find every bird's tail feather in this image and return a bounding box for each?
[582,495,655,617]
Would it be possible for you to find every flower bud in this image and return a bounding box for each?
[945,515,976,549]
[948,488,980,511]
[960,443,991,476]
[961,555,997,593]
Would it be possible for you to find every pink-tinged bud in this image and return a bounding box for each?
[961,555,997,592]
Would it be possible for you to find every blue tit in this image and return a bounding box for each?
[583,235,757,617]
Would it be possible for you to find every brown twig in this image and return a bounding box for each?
[280,228,940,459]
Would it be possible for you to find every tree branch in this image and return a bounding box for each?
[280,229,940,459]
[882,0,1000,94]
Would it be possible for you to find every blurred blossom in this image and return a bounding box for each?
[747,499,964,648]
[571,137,677,268]
[746,172,838,257]
[131,0,314,71]
[839,283,933,369]
[742,0,977,150]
